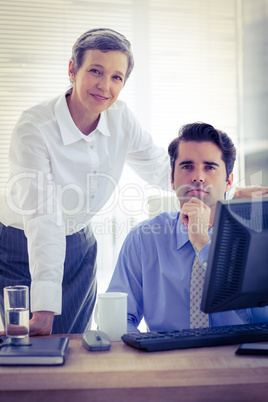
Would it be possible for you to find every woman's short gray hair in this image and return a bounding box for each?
[71,28,134,83]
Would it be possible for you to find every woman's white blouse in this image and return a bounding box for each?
[2,94,171,314]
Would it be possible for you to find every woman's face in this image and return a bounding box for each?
[68,49,128,117]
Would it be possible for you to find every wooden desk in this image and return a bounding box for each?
[0,335,268,402]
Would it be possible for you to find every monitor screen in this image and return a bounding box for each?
[201,198,268,314]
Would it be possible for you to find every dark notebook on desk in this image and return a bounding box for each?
[122,322,268,352]
[0,337,69,365]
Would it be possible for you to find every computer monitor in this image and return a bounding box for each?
[201,198,268,314]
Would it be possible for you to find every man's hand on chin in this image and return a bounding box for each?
[180,197,211,251]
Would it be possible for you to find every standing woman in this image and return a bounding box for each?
[0,29,170,335]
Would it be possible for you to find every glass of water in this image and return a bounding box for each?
[4,285,30,343]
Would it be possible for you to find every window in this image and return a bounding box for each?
[242,0,268,188]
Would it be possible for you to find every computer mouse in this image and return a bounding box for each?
[82,330,111,351]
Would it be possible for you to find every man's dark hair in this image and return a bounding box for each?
[168,122,236,181]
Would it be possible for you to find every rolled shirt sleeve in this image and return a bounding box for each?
[7,119,65,314]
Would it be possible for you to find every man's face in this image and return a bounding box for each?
[171,141,233,210]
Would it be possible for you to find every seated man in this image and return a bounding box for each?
[107,122,268,332]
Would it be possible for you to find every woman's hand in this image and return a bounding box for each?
[29,311,54,336]
[0,311,54,337]
[234,186,268,199]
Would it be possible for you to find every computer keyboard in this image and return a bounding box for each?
[121,322,268,352]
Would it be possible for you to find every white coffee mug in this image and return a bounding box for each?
[95,292,128,341]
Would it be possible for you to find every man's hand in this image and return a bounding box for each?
[29,311,54,336]
[180,197,211,251]
[234,186,268,199]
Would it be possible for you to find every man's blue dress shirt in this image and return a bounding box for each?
[107,212,268,332]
